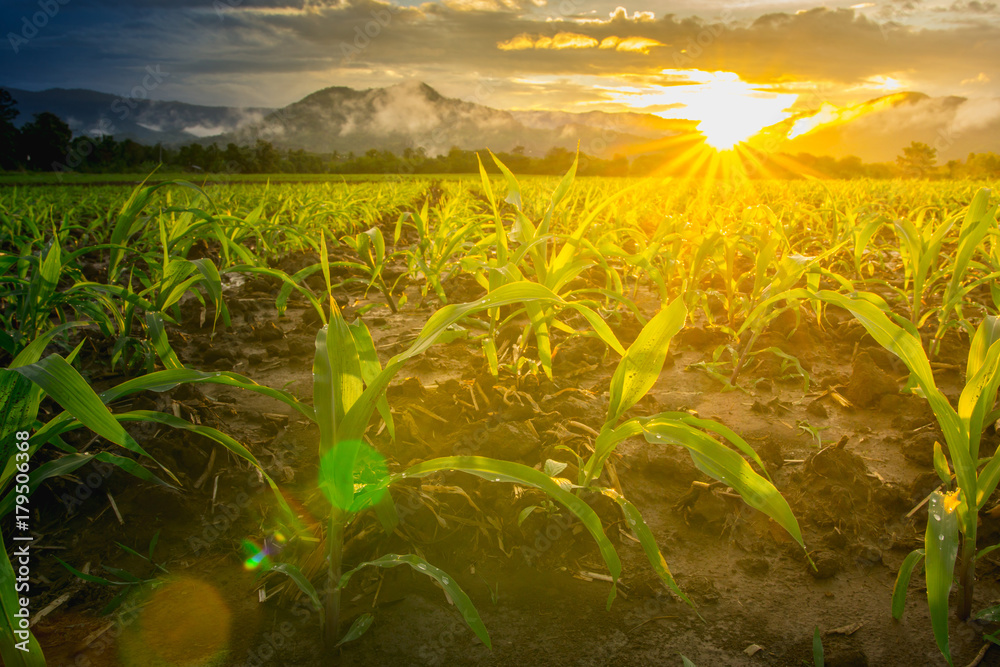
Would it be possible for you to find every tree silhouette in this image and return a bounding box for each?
[0,88,20,170]
[19,112,73,171]
[896,141,937,178]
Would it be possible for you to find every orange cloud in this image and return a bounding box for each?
[497,32,664,52]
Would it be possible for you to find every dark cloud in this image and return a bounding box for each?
[1,1,998,106]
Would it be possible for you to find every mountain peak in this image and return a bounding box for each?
[385,80,444,101]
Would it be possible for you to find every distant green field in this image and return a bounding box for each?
[0,171,476,186]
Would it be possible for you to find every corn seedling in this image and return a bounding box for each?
[267,280,629,650]
[395,196,484,305]
[473,151,634,379]
[802,291,1000,664]
[566,297,807,603]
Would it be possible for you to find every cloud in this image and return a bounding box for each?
[962,72,991,85]
[497,31,663,51]
[1,1,998,110]
[947,1,998,12]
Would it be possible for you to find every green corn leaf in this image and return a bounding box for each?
[55,557,130,586]
[482,337,499,378]
[656,412,772,481]
[600,489,694,609]
[275,265,324,318]
[115,410,295,520]
[958,334,1000,463]
[640,417,805,548]
[524,302,553,379]
[968,315,1000,379]
[108,178,208,280]
[12,355,173,482]
[269,562,322,611]
[582,420,644,487]
[145,312,183,370]
[547,181,642,282]
[339,554,491,648]
[9,322,86,369]
[751,237,780,302]
[0,371,36,460]
[854,218,883,275]
[477,153,505,262]
[933,442,952,485]
[565,303,626,356]
[946,189,994,309]
[338,282,568,441]
[605,297,686,427]
[319,229,332,297]
[188,258,229,328]
[96,368,313,422]
[539,150,578,238]
[813,626,824,667]
[336,613,374,647]
[974,604,1000,622]
[978,454,1000,510]
[349,319,394,442]
[25,238,61,330]
[812,291,973,498]
[313,301,364,453]
[402,456,622,586]
[925,491,961,665]
[320,439,365,511]
[891,549,925,620]
[372,492,399,535]
[226,265,325,322]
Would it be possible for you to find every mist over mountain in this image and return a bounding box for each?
[5,88,270,145]
[3,81,998,162]
[777,92,1000,162]
[223,81,673,157]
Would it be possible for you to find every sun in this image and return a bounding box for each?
[603,70,798,151]
[684,73,797,150]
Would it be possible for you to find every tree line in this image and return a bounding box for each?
[1,88,997,179]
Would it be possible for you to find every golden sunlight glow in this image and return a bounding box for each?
[786,92,912,140]
[603,71,797,150]
[498,32,665,53]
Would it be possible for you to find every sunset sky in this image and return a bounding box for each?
[1,0,997,126]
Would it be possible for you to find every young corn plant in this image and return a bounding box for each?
[566,297,807,602]
[472,150,636,379]
[0,234,117,357]
[888,207,957,329]
[0,321,310,666]
[261,227,402,316]
[394,196,484,305]
[597,215,672,304]
[804,291,1000,664]
[933,188,998,351]
[339,226,403,313]
[267,277,634,650]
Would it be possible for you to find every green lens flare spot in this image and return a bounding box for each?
[319,440,389,511]
[241,538,272,571]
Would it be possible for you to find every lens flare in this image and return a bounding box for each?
[119,577,232,667]
[241,532,287,571]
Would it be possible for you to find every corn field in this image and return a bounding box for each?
[2,161,1000,666]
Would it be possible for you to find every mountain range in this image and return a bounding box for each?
[5,81,999,162]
